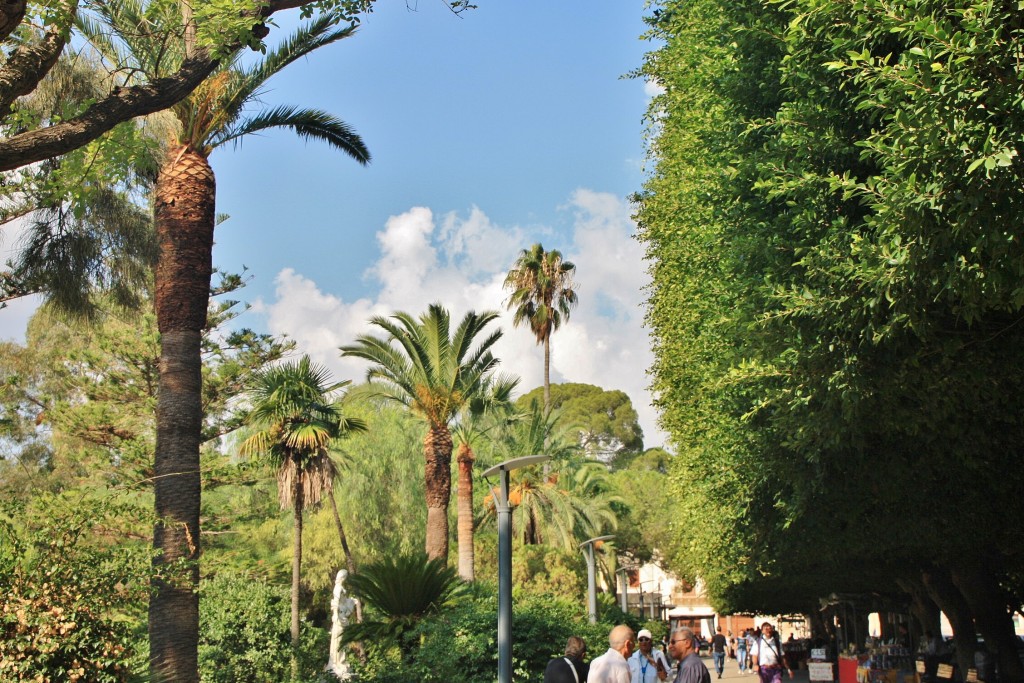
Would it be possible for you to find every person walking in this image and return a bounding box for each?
[630,628,670,683]
[751,622,794,683]
[591,625,636,683]
[668,626,712,683]
[711,626,728,679]
[545,636,590,683]
[736,628,749,675]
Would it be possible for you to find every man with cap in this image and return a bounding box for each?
[630,628,670,683]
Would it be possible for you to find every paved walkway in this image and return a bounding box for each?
[696,656,814,683]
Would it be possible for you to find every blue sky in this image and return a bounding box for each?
[2,1,669,447]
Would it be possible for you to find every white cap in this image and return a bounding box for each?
[638,629,653,640]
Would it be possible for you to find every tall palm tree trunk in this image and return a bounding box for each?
[150,143,215,683]
[543,334,551,415]
[291,468,305,682]
[456,442,475,580]
[423,425,453,563]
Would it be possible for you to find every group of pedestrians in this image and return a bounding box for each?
[546,624,711,683]
[545,621,795,683]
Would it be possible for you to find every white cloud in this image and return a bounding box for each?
[644,79,666,98]
[258,193,669,449]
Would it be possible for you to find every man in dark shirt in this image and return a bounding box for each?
[668,627,711,683]
[546,635,590,683]
[711,626,728,679]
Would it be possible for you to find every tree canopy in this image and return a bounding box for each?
[636,0,1024,664]
[516,383,643,461]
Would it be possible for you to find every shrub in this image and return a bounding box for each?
[349,582,626,683]
[199,572,329,682]
[0,500,149,682]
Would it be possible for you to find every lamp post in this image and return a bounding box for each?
[579,534,614,624]
[639,579,660,620]
[482,454,551,683]
[615,566,630,613]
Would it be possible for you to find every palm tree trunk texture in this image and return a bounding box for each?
[150,144,215,683]
[292,469,305,682]
[423,425,453,563]
[543,334,551,415]
[456,442,475,581]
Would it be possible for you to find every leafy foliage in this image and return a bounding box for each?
[480,405,620,549]
[343,551,464,657]
[198,572,329,683]
[0,497,151,682]
[348,584,623,683]
[636,0,1024,620]
[515,383,644,460]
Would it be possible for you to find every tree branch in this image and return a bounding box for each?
[0,50,219,172]
[0,0,26,44]
[0,0,76,113]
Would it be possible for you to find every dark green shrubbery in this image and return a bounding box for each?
[199,572,329,682]
[349,581,637,683]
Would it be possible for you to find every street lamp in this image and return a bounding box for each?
[579,534,614,624]
[615,566,630,613]
[639,579,661,620]
[482,454,551,683]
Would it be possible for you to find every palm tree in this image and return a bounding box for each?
[342,552,464,661]
[503,243,578,414]
[240,355,367,680]
[77,6,370,679]
[340,303,502,563]
[481,405,620,549]
[451,372,519,580]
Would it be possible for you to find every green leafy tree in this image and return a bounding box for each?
[481,406,620,549]
[198,572,328,683]
[0,496,151,682]
[607,450,674,567]
[503,243,578,414]
[324,393,428,566]
[636,1,1024,674]
[0,280,289,499]
[340,303,503,564]
[239,355,366,679]
[516,383,644,462]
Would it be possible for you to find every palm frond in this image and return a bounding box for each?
[211,105,370,164]
[244,12,356,91]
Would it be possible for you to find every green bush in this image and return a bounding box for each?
[0,499,150,682]
[199,572,329,682]
[348,582,630,683]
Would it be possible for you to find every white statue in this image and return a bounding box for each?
[328,569,358,680]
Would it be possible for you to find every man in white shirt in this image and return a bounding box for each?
[630,628,670,683]
[590,624,637,683]
[751,622,794,683]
